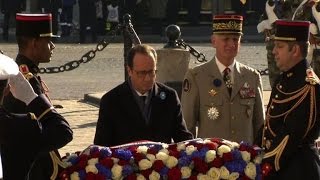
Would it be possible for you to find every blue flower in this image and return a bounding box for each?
[122,165,134,176]
[225,160,246,174]
[96,164,112,178]
[100,147,112,158]
[114,149,132,161]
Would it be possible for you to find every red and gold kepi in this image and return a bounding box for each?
[212,15,243,35]
[16,13,60,38]
[274,20,310,41]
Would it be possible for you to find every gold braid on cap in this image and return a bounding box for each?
[213,21,242,32]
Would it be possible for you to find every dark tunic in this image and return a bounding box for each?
[2,54,73,180]
[256,60,320,180]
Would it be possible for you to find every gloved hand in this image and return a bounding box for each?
[9,72,37,105]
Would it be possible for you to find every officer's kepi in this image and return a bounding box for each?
[16,13,60,38]
[0,54,19,80]
[274,20,310,42]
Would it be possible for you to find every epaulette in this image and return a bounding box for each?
[305,68,320,85]
[19,64,34,80]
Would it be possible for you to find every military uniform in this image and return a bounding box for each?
[256,20,320,179]
[2,13,72,180]
[181,59,265,143]
[258,0,320,87]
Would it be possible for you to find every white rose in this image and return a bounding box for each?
[220,166,230,179]
[244,162,257,179]
[205,150,216,163]
[70,172,80,180]
[149,170,160,180]
[146,154,156,163]
[197,173,212,180]
[241,151,251,162]
[156,151,169,162]
[207,167,220,180]
[137,174,146,180]
[165,156,178,168]
[85,164,98,174]
[217,145,231,157]
[181,166,192,179]
[137,146,148,154]
[159,148,169,155]
[111,164,123,179]
[177,142,186,151]
[186,145,197,155]
[139,159,152,170]
[228,172,239,180]
[112,157,119,164]
[253,155,263,164]
[88,158,99,165]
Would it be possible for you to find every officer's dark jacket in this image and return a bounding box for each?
[2,54,73,180]
[256,60,320,179]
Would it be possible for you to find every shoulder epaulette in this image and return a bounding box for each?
[305,68,320,85]
[19,64,34,80]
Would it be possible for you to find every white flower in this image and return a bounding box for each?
[159,148,169,155]
[165,156,178,168]
[149,171,160,180]
[70,172,80,180]
[87,158,98,165]
[181,166,192,179]
[241,151,251,162]
[220,166,230,179]
[253,154,263,164]
[137,146,148,154]
[139,159,152,170]
[244,162,257,179]
[111,164,123,179]
[208,107,219,120]
[146,154,156,163]
[156,151,169,162]
[228,172,240,180]
[112,157,119,164]
[205,150,216,163]
[177,142,186,151]
[197,173,212,180]
[137,174,146,180]
[217,145,231,157]
[186,145,197,155]
[85,164,98,174]
[207,167,220,180]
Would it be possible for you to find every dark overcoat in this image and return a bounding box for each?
[94,81,193,147]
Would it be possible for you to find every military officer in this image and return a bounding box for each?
[256,20,320,179]
[2,13,73,179]
[257,0,320,87]
[181,15,265,144]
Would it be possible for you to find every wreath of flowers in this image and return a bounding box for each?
[59,138,263,180]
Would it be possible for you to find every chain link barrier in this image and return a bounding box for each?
[177,39,269,76]
[39,25,122,74]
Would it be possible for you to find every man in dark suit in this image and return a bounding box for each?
[94,44,193,146]
[255,20,320,179]
[2,13,73,180]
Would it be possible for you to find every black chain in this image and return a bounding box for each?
[39,26,121,74]
[177,39,207,63]
[177,39,269,76]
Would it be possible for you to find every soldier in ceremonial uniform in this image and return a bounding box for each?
[256,20,320,179]
[181,15,265,144]
[2,13,73,179]
[258,0,320,87]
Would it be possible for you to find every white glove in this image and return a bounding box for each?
[257,20,272,33]
[312,4,320,33]
[265,1,278,25]
[9,72,37,105]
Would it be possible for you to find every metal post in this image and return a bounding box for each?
[164,25,181,49]
[122,14,141,81]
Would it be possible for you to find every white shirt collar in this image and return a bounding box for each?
[215,56,236,75]
[136,90,149,97]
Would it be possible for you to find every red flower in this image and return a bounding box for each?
[133,153,145,162]
[141,169,152,178]
[168,144,177,151]
[168,167,182,180]
[209,156,224,168]
[222,152,233,162]
[205,142,218,150]
[153,160,165,172]
[86,172,95,180]
[95,173,106,180]
[91,151,100,158]
[189,175,197,180]
[118,159,128,166]
[100,157,114,168]
[193,157,208,174]
[126,173,137,180]
[169,150,180,158]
